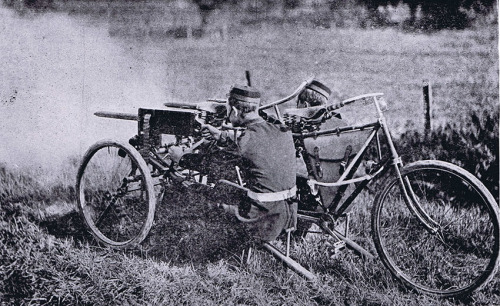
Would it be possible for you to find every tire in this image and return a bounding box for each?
[76,140,156,248]
[372,160,499,297]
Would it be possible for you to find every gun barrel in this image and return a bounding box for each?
[94,111,138,121]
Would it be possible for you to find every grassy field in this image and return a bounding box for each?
[0,2,499,305]
[2,168,499,305]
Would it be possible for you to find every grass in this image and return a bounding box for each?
[1,168,499,305]
[0,2,499,305]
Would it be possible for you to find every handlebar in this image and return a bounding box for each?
[302,92,385,115]
[338,92,384,107]
[259,76,315,110]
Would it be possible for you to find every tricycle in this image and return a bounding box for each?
[76,78,499,298]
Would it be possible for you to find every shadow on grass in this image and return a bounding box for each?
[30,186,252,266]
[139,186,252,265]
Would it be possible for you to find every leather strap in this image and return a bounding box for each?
[247,186,297,202]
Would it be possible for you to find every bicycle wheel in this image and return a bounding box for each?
[76,140,156,248]
[372,160,499,297]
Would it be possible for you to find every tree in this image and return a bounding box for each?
[284,0,300,9]
[356,0,496,29]
[192,0,227,26]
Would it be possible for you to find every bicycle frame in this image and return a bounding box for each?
[286,93,440,251]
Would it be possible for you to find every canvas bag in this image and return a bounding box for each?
[301,119,372,210]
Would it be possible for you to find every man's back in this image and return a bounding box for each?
[238,119,296,193]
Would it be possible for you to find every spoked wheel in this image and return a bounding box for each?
[372,160,499,297]
[76,140,156,248]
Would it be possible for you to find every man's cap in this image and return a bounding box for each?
[306,80,331,98]
[229,85,261,104]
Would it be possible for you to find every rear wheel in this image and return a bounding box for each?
[76,140,156,248]
[372,160,499,297]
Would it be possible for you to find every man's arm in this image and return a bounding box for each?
[201,124,241,149]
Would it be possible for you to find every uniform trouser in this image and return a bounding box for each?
[180,152,297,242]
[240,197,297,242]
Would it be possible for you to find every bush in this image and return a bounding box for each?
[396,109,499,202]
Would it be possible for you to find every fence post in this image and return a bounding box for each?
[422,79,433,137]
[245,70,252,87]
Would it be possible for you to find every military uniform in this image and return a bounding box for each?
[195,85,297,242]
[225,117,297,242]
[296,79,332,108]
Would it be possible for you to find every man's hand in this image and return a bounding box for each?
[201,124,222,141]
[168,145,186,163]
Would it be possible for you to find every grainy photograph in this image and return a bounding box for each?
[0,0,498,304]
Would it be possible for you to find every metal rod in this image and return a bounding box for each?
[273,105,283,122]
[297,214,321,222]
[345,213,350,238]
[376,131,382,161]
[235,166,244,186]
[320,223,374,260]
[333,161,390,218]
[333,229,374,260]
[293,122,378,138]
[94,111,138,121]
[286,230,291,257]
[262,242,317,281]
[341,92,384,105]
[310,174,373,187]
[336,129,378,182]
[259,77,314,110]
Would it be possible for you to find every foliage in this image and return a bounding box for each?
[357,0,497,29]
[396,108,499,202]
[192,0,497,30]
[4,0,497,30]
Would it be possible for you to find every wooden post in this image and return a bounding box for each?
[245,70,252,87]
[422,79,433,137]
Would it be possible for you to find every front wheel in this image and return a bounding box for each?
[372,160,499,297]
[76,140,156,248]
